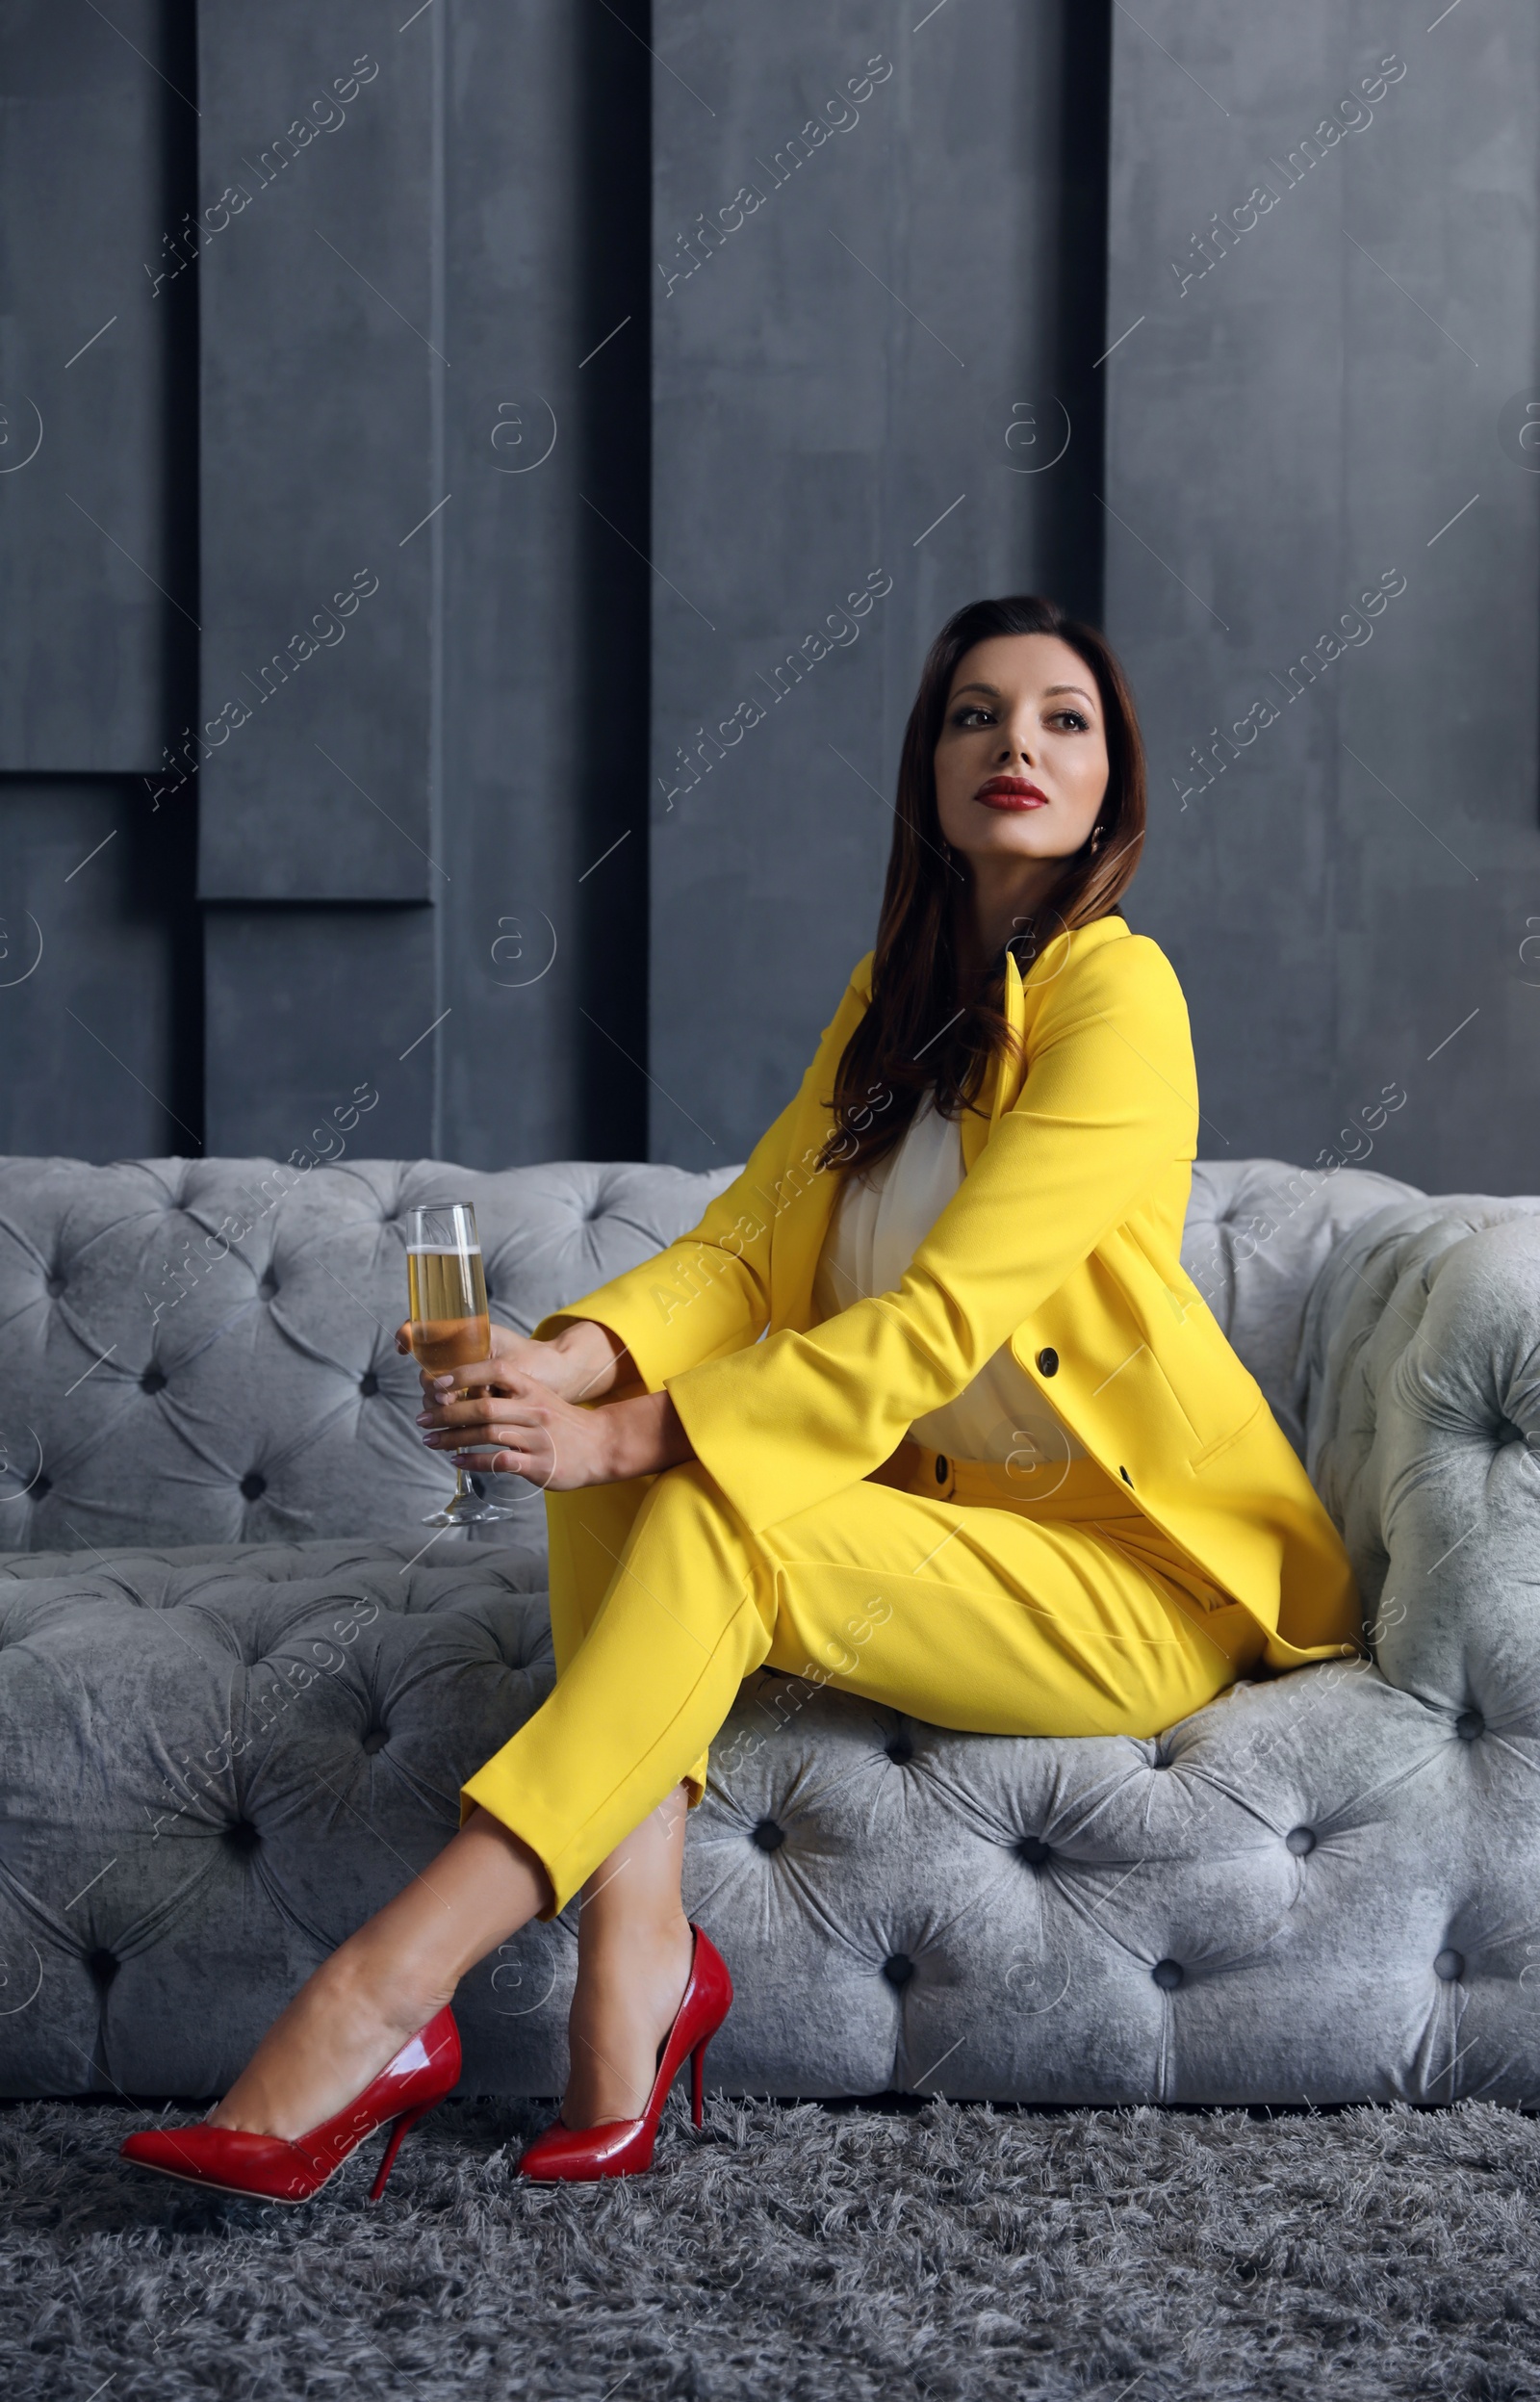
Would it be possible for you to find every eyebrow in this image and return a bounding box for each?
[950,680,1098,708]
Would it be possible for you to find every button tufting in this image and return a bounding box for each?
[1286,1826,1317,1856]
[360,1727,389,1756]
[359,1371,379,1398]
[224,1820,261,1853]
[45,1274,65,1299]
[87,1948,118,1987]
[1036,1348,1059,1377]
[1119,1466,1134,1486]
[886,1736,914,1765]
[258,1270,279,1302]
[31,1473,50,1501]
[883,1953,915,1990]
[140,1365,167,1395]
[1455,1711,1484,1741]
[1434,1949,1465,1982]
[240,1472,267,1503]
[1152,1959,1184,1991]
[751,1817,784,1853]
[1016,1835,1051,1867]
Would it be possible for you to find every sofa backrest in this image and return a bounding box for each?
[0,1156,736,1555]
[0,1149,1421,1556]
[1181,1158,1422,1456]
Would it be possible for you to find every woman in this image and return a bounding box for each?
[121,596,1360,2201]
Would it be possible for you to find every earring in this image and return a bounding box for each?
[1090,822,1105,855]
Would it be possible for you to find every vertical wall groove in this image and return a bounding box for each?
[573,0,653,1159]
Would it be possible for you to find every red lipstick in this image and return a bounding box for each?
[976,775,1048,812]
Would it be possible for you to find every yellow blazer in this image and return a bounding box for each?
[537,915,1361,1668]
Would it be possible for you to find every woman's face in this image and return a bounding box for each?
[933,633,1110,872]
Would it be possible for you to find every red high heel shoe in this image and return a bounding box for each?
[518,1924,732,2182]
[118,2007,461,2206]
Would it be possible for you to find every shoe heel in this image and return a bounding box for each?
[370,2104,435,2202]
[691,2039,706,2129]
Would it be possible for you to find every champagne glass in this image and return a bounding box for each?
[405,1201,516,1527]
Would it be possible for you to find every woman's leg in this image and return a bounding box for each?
[212,1459,1246,2140]
[208,1477,701,2140]
[544,1475,657,1674]
[545,1481,703,2126]
[210,1807,550,2136]
[563,1782,693,2128]
[465,1458,1257,1913]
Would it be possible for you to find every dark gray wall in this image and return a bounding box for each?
[648,0,1109,1167]
[0,0,649,1172]
[1103,0,1540,1196]
[196,0,651,1166]
[1,0,1536,1193]
[0,0,201,1155]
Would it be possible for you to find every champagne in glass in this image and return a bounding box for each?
[405,1201,515,1527]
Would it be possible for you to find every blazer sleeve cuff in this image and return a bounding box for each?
[664,1332,905,1534]
[531,1249,764,1394]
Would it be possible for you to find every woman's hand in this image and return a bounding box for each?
[393,1316,631,1406]
[414,1366,693,1491]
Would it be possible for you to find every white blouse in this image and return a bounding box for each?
[810,1093,1085,1469]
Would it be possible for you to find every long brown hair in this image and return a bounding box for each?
[820,595,1146,1178]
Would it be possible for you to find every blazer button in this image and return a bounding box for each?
[1035,1348,1059,1377]
[935,1455,949,1484]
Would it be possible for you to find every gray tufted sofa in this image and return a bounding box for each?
[2,1149,1539,2110]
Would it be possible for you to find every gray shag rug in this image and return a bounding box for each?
[3,2091,1540,2400]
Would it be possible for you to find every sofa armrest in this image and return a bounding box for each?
[1299,1199,1540,1715]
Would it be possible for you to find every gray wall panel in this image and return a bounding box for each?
[437,0,651,1169]
[0,782,198,1157]
[194,3,435,900]
[196,0,652,1166]
[649,0,1108,1168]
[0,0,194,770]
[1104,0,1540,1193]
[204,909,435,1163]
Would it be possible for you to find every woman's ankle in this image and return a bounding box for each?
[577,1912,691,1988]
[332,1924,458,2036]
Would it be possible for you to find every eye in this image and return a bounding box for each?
[1048,709,1091,732]
[952,705,997,728]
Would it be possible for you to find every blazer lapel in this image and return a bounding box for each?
[763,977,868,1332]
[961,945,1027,1174]
[776,921,1113,1318]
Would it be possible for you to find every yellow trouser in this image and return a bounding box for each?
[460,1448,1266,1916]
